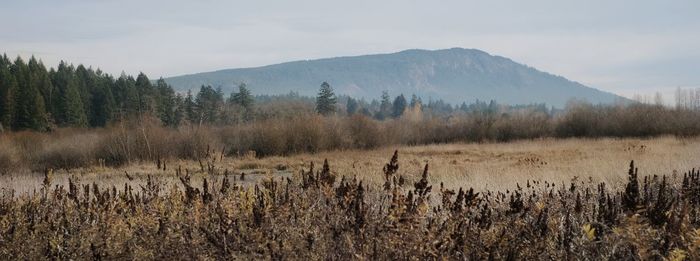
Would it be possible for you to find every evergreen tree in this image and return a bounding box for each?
[0,54,182,130]
[155,78,179,127]
[74,65,94,122]
[13,57,49,130]
[410,94,422,108]
[360,107,372,117]
[184,90,196,123]
[315,82,337,116]
[375,91,392,120]
[135,72,156,115]
[113,74,139,118]
[195,85,224,124]
[459,102,468,112]
[89,74,115,127]
[346,97,359,115]
[229,83,254,110]
[28,57,54,121]
[172,94,185,127]
[61,80,87,127]
[0,55,16,130]
[392,94,407,118]
[52,61,87,127]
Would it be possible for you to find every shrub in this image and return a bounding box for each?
[346,115,382,149]
[34,132,100,170]
[0,137,20,174]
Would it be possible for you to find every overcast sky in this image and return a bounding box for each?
[2,0,699,100]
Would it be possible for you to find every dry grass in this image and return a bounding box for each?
[1,138,700,259]
[3,136,698,195]
[211,136,700,191]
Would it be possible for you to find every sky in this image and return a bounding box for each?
[2,0,699,101]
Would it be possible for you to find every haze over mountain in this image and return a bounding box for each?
[165,48,624,107]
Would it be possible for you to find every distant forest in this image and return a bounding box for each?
[3,55,700,169]
[0,54,551,132]
[0,54,184,131]
[3,54,700,134]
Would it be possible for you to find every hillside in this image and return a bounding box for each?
[165,48,624,107]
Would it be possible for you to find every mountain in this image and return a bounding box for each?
[164,48,624,107]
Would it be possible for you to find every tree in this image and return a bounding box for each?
[0,55,17,129]
[392,94,407,118]
[184,90,196,123]
[0,54,184,131]
[375,91,392,120]
[156,78,179,127]
[229,83,254,110]
[172,94,185,126]
[89,76,115,127]
[228,83,255,122]
[135,72,156,115]
[113,73,139,118]
[13,57,49,130]
[195,85,224,124]
[74,65,94,122]
[409,94,421,109]
[52,61,87,127]
[459,102,468,112]
[29,57,54,120]
[346,97,359,115]
[60,80,87,127]
[315,82,337,116]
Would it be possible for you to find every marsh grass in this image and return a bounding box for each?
[1,150,699,259]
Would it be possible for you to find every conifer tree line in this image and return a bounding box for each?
[0,53,504,133]
[0,54,257,131]
[1,54,589,134]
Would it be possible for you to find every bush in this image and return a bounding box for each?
[0,137,20,174]
[34,132,100,170]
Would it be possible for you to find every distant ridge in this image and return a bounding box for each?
[165,48,624,107]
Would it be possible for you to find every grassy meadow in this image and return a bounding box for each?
[2,136,700,259]
[3,136,697,194]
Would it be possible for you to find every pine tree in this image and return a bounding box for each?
[229,83,254,110]
[0,54,187,131]
[195,85,224,124]
[113,74,139,118]
[0,54,17,130]
[12,57,49,130]
[75,65,94,122]
[61,79,87,127]
[184,90,196,123]
[156,78,178,127]
[459,102,468,112]
[172,94,185,127]
[28,57,54,122]
[392,94,407,118]
[409,94,421,109]
[376,91,392,120]
[52,61,87,127]
[89,75,115,127]
[346,97,359,115]
[135,72,156,115]
[315,82,337,116]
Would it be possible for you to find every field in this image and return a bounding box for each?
[2,136,700,259]
[2,136,698,193]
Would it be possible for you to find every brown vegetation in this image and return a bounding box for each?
[1,151,699,259]
[1,103,699,173]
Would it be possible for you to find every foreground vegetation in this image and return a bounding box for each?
[1,151,699,259]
